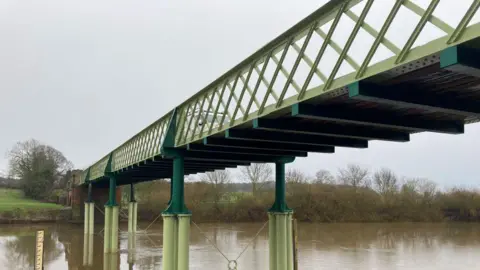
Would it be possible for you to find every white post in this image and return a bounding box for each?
[111,206,119,253]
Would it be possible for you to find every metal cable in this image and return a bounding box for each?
[192,221,268,269]
[235,221,268,261]
[141,212,163,232]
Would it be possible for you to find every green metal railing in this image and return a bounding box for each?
[85,0,480,181]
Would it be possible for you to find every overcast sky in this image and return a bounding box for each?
[1,0,479,188]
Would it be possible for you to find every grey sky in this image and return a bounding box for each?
[1,0,479,188]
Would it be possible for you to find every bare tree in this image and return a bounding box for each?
[400,177,437,204]
[337,164,370,188]
[286,168,308,184]
[373,168,398,196]
[7,139,73,200]
[315,169,335,184]
[200,170,231,205]
[239,163,272,196]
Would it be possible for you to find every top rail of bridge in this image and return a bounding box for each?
[83,0,480,182]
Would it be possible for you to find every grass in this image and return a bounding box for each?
[0,188,63,212]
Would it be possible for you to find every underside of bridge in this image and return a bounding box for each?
[77,1,480,269]
[88,41,480,188]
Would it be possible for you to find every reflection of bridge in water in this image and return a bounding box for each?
[71,1,480,269]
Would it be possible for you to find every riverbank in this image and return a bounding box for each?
[0,188,69,224]
[130,180,480,223]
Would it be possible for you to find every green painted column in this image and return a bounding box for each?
[164,156,189,215]
[111,206,119,253]
[162,152,191,270]
[104,206,112,254]
[269,161,291,213]
[178,214,191,270]
[268,213,276,270]
[162,214,176,270]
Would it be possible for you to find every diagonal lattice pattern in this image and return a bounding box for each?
[85,0,480,180]
[174,0,480,145]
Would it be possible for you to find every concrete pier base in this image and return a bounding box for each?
[83,233,94,266]
[269,212,293,270]
[104,206,112,254]
[128,202,138,234]
[128,233,137,264]
[162,214,191,270]
[103,205,119,253]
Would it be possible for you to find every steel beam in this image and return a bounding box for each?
[187,143,308,157]
[204,137,334,153]
[182,149,295,163]
[441,45,480,77]
[348,81,480,117]
[225,129,368,148]
[253,118,409,142]
[292,103,464,134]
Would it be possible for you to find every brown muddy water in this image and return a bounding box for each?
[0,222,479,269]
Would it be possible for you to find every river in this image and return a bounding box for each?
[0,222,479,269]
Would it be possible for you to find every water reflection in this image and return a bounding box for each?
[0,222,479,269]
[0,225,63,269]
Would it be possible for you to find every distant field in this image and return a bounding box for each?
[0,188,63,212]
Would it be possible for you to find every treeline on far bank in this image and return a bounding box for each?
[123,164,480,223]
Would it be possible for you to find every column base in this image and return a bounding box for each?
[162,213,191,270]
[104,205,119,253]
[268,212,294,270]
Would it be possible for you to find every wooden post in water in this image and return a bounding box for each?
[292,218,298,270]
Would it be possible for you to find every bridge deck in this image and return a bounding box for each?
[83,0,480,186]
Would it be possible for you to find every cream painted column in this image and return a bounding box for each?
[88,203,95,235]
[177,214,191,270]
[104,206,112,254]
[162,214,176,270]
[111,206,119,253]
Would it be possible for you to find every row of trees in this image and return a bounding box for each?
[198,163,440,206]
[6,139,73,200]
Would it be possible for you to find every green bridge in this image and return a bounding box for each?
[78,1,480,269]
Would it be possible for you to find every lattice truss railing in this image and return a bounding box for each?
[89,154,110,181]
[110,114,171,172]
[85,0,480,181]
[174,0,480,146]
[86,114,171,180]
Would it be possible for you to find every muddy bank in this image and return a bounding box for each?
[0,208,71,224]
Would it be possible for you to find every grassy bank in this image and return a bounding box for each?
[128,180,480,223]
[0,188,64,212]
[0,188,68,223]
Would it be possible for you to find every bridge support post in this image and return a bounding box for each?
[128,232,137,265]
[104,175,119,254]
[162,154,191,270]
[268,158,294,270]
[128,183,137,234]
[83,182,95,266]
